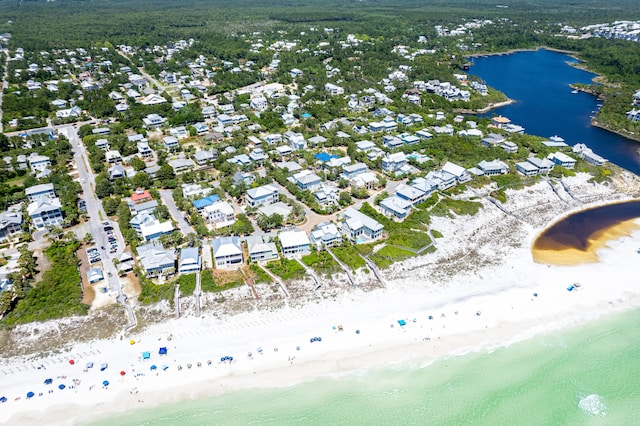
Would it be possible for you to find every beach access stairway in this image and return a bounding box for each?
[194,268,202,317]
[174,284,181,318]
[559,179,582,203]
[238,267,260,300]
[325,247,356,288]
[257,264,290,298]
[362,254,386,288]
[543,176,571,205]
[465,188,523,221]
[294,258,322,290]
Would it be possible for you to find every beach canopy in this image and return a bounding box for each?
[159,347,167,355]
[100,363,108,371]
[44,378,53,385]
[150,365,157,371]
[398,319,407,326]
[356,330,361,334]
[103,380,109,386]
[86,362,94,369]
[142,351,151,360]
[0,396,7,403]
[162,365,169,371]
[120,370,126,376]
[26,391,35,399]
[68,359,75,365]
[58,384,65,390]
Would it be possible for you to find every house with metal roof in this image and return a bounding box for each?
[246,235,279,262]
[0,209,23,242]
[212,236,243,269]
[87,267,104,284]
[341,207,384,242]
[136,242,175,278]
[380,196,412,220]
[178,247,201,274]
[246,184,279,208]
[395,183,427,206]
[25,183,55,202]
[202,201,236,228]
[309,222,342,249]
[27,197,63,229]
[547,152,576,169]
[278,230,311,258]
[477,159,509,176]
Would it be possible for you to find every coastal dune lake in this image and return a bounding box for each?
[468,48,640,175]
[532,200,640,265]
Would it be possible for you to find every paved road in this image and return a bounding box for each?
[159,189,195,235]
[59,125,137,329]
[0,48,10,133]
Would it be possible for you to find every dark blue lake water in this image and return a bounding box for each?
[468,48,640,175]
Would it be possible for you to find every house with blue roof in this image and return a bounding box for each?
[314,152,338,163]
[192,194,221,211]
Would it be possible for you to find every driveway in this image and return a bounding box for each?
[159,189,195,235]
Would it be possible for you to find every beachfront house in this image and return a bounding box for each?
[395,183,427,206]
[309,222,343,249]
[527,157,555,174]
[341,207,384,242]
[178,247,201,274]
[246,184,279,208]
[547,152,577,169]
[379,195,412,221]
[477,159,509,176]
[278,230,311,258]
[246,235,279,262]
[212,236,244,269]
[515,161,539,177]
[441,161,472,184]
[136,242,176,278]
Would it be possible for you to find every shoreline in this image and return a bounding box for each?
[453,98,515,115]
[591,119,640,144]
[465,46,579,60]
[2,174,640,425]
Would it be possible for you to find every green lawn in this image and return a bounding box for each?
[386,229,432,250]
[369,246,416,269]
[332,245,366,270]
[301,251,341,276]
[430,198,483,217]
[266,258,306,281]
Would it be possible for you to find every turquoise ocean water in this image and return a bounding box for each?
[90,308,640,425]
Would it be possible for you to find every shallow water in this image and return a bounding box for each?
[89,308,640,425]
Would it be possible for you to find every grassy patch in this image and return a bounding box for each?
[369,245,415,269]
[430,198,483,217]
[2,240,89,325]
[386,229,432,250]
[431,229,443,239]
[249,264,273,284]
[137,272,175,306]
[301,251,340,276]
[332,245,366,270]
[209,269,244,292]
[177,273,196,296]
[266,258,306,281]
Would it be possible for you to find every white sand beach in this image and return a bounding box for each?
[2,172,640,425]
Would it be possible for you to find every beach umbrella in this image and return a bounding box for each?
[150,365,157,371]
[120,370,126,376]
[130,340,135,345]
[26,391,35,399]
[58,384,65,390]
[69,359,75,365]
[355,330,361,334]
[44,378,53,385]
[533,293,538,297]
[428,315,433,320]
[103,380,109,386]
[0,396,7,403]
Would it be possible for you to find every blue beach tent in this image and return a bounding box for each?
[44,378,53,385]
[58,384,65,390]
[0,396,7,403]
[150,365,157,371]
[159,347,167,355]
[142,351,151,360]
[102,380,109,386]
[397,319,407,327]
[26,391,35,399]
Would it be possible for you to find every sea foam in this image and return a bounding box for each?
[578,394,607,416]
